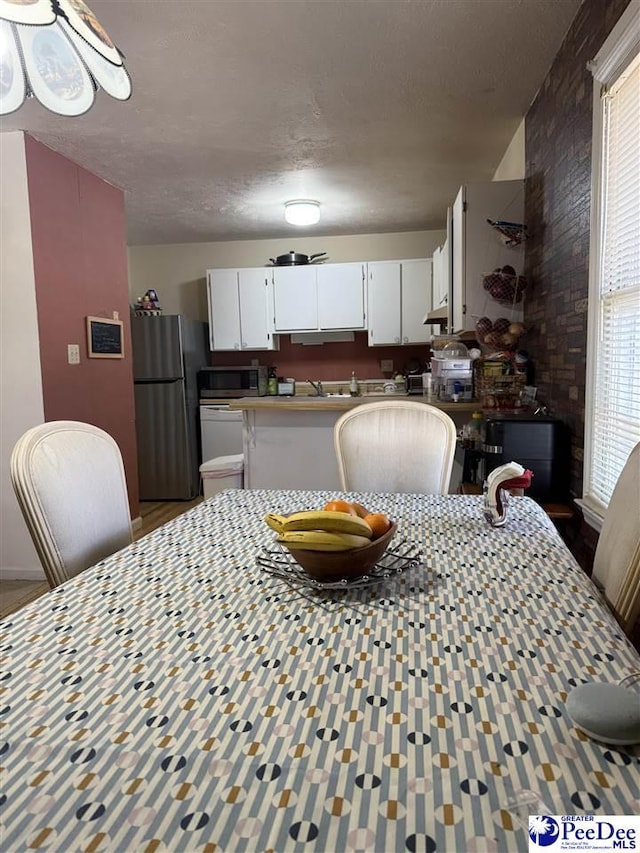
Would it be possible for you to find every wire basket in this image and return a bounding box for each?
[486,219,527,247]
[482,270,527,305]
[474,358,527,412]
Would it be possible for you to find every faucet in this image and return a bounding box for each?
[307,379,324,397]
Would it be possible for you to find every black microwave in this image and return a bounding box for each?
[198,366,268,398]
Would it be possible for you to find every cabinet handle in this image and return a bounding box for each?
[395,336,400,344]
[241,342,247,348]
[403,336,408,343]
[234,343,240,350]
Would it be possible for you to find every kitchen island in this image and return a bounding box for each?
[229,395,475,491]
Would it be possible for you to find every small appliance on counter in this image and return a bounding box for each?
[406,374,425,395]
[431,357,473,401]
[277,377,296,396]
[198,366,268,398]
[431,341,473,401]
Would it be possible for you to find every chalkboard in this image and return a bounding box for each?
[87,316,124,359]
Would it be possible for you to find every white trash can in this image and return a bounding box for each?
[200,453,244,499]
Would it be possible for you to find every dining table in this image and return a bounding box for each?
[2,489,638,853]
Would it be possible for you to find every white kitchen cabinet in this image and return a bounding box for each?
[424,207,452,329]
[367,262,401,345]
[451,180,524,333]
[432,237,450,315]
[317,263,366,330]
[367,259,433,346]
[402,260,434,343]
[273,263,366,333]
[207,268,277,351]
[273,266,318,332]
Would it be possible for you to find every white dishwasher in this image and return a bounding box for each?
[199,404,244,464]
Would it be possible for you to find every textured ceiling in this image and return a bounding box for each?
[1,0,582,246]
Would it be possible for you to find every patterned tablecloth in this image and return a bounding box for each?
[1,491,638,852]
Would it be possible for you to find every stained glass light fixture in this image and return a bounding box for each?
[0,0,131,116]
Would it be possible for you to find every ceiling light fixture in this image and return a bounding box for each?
[0,0,132,117]
[285,200,320,226]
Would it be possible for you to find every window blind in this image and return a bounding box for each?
[588,52,640,508]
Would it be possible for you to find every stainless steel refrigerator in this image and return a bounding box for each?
[132,315,209,500]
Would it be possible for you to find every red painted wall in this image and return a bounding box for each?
[210,332,433,380]
[25,135,139,517]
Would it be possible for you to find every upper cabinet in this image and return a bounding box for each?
[273,267,318,332]
[451,180,524,333]
[367,259,433,346]
[273,263,366,333]
[207,268,277,351]
[317,263,366,330]
[367,262,401,344]
[429,212,451,321]
[207,258,430,348]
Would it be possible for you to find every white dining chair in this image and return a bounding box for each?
[10,420,133,589]
[333,400,457,494]
[591,442,640,636]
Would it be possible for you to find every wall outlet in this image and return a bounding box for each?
[67,344,80,365]
[380,359,393,372]
[251,358,259,367]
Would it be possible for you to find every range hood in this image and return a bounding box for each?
[423,305,449,325]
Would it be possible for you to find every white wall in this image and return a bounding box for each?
[493,119,525,181]
[0,132,46,580]
[128,230,445,320]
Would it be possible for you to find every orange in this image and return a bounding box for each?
[349,502,370,519]
[363,512,392,539]
[324,499,357,516]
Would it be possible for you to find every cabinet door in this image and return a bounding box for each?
[433,241,449,312]
[317,263,365,330]
[238,268,275,349]
[207,269,241,350]
[367,262,401,345]
[451,187,466,333]
[273,267,318,332]
[401,259,433,344]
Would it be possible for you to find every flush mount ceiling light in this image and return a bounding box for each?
[284,200,320,226]
[0,0,132,117]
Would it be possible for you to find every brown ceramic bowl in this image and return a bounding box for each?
[283,522,397,582]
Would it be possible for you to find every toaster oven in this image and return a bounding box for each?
[406,374,425,395]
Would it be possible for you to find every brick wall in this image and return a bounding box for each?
[524,0,631,499]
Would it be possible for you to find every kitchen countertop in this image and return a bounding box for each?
[228,395,480,412]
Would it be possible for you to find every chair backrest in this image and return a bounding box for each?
[10,420,133,588]
[592,442,640,635]
[333,400,457,494]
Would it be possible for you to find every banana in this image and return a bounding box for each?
[264,512,287,534]
[278,530,372,551]
[281,510,373,538]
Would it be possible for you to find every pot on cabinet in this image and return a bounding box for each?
[268,251,327,266]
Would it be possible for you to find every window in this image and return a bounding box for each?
[582,2,640,530]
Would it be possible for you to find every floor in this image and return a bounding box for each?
[0,497,204,619]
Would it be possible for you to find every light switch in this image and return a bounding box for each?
[381,359,393,372]
[67,344,80,365]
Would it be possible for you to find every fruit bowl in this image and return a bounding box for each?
[281,521,397,582]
